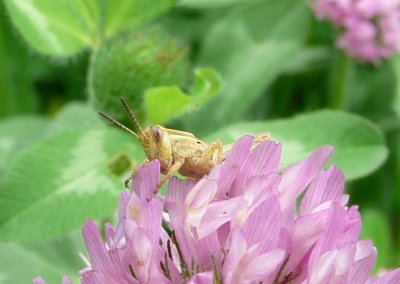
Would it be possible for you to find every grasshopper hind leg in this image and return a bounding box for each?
[222,132,271,160]
[201,139,223,165]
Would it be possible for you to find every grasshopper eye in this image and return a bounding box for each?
[150,126,163,142]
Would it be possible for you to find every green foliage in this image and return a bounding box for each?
[46,103,103,133]
[0,117,49,178]
[0,229,84,283]
[361,209,393,271]
[4,0,176,56]
[4,0,95,56]
[0,18,39,117]
[179,0,253,8]
[393,56,400,118]
[0,242,76,283]
[179,0,312,135]
[0,103,104,181]
[144,68,221,124]
[207,111,387,180]
[88,26,191,123]
[104,0,177,38]
[1,0,400,278]
[346,60,397,121]
[0,126,143,241]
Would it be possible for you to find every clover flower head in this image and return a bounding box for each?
[309,0,400,63]
[35,136,400,283]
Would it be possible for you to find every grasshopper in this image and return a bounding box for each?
[99,98,269,194]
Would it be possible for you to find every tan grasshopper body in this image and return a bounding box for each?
[147,127,223,179]
[99,98,224,194]
[139,124,223,186]
[100,99,270,194]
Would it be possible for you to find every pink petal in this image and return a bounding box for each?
[243,173,280,210]
[308,250,338,283]
[308,203,361,277]
[285,209,330,272]
[82,220,111,270]
[62,275,73,284]
[232,141,282,196]
[33,277,46,284]
[188,271,214,284]
[348,240,377,284]
[308,242,356,283]
[193,231,221,269]
[279,146,334,210]
[173,226,221,270]
[371,268,400,284]
[338,206,361,245]
[125,192,141,221]
[82,220,128,281]
[217,136,254,198]
[104,223,115,248]
[118,190,130,219]
[126,227,152,283]
[240,196,282,253]
[80,271,115,284]
[111,219,126,250]
[222,230,248,284]
[168,228,193,267]
[165,177,196,226]
[138,197,164,248]
[185,178,218,227]
[188,179,217,207]
[245,249,286,280]
[307,203,347,270]
[334,243,357,279]
[300,165,345,215]
[195,196,243,239]
[132,160,160,200]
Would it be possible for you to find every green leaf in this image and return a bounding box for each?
[144,68,221,125]
[5,0,177,56]
[179,0,256,8]
[4,0,97,56]
[280,46,330,74]
[0,230,84,283]
[20,229,85,280]
[0,242,76,283]
[206,111,387,180]
[0,116,50,178]
[104,0,177,38]
[0,18,40,117]
[46,102,103,134]
[0,104,101,180]
[346,60,397,122]
[0,128,144,241]
[191,68,222,103]
[361,209,393,272]
[393,55,400,118]
[181,0,311,135]
[145,86,193,125]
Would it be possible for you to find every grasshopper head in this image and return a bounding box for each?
[98,98,173,169]
[140,125,173,167]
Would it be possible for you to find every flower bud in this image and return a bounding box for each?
[88,26,191,122]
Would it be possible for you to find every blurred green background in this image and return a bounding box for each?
[0,0,399,282]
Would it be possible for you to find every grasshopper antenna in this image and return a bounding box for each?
[120,98,145,136]
[98,111,139,139]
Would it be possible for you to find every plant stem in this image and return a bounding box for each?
[328,50,350,109]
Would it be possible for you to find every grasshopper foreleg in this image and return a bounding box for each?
[153,158,185,195]
[124,159,149,188]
